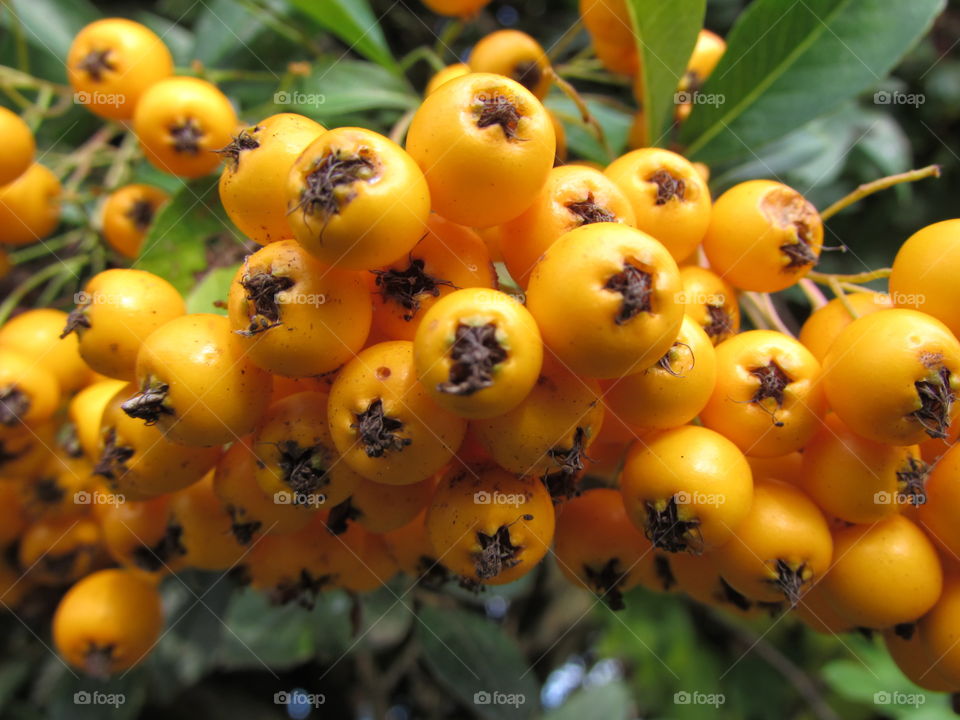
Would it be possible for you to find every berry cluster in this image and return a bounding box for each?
[0,2,957,696]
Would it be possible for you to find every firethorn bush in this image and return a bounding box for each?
[0,0,959,718]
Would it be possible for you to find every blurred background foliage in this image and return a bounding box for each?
[0,0,958,718]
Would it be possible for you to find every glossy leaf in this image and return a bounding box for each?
[136,177,242,296]
[277,58,418,121]
[625,0,706,147]
[681,0,945,165]
[288,0,398,72]
[545,682,633,720]
[186,264,239,315]
[0,0,100,65]
[418,606,539,720]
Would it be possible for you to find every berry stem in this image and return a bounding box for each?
[751,292,795,338]
[806,268,892,285]
[398,45,446,74]
[798,279,828,310]
[388,108,417,145]
[742,291,799,335]
[546,67,611,160]
[820,165,941,221]
[0,256,85,326]
[827,276,859,319]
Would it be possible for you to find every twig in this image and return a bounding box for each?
[757,292,796,337]
[820,165,941,221]
[0,256,85,325]
[102,131,140,191]
[715,610,841,720]
[806,268,891,285]
[400,45,447,74]
[548,69,611,160]
[8,231,81,264]
[389,108,417,145]
[547,19,584,62]
[434,19,465,61]
[0,64,70,94]
[55,125,118,182]
[354,647,389,720]
[826,276,858,319]
[798,279,828,310]
[739,293,771,331]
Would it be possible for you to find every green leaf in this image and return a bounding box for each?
[43,664,147,720]
[190,0,269,67]
[681,0,945,165]
[287,0,398,72]
[148,571,237,689]
[418,606,539,720]
[546,93,633,164]
[0,660,32,712]
[136,176,241,295]
[186,264,239,315]
[215,589,317,671]
[0,0,100,80]
[278,58,418,120]
[545,682,633,720]
[852,110,911,177]
[709,103,863,192]
[133,11,195,67]
[625,0,706,147]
